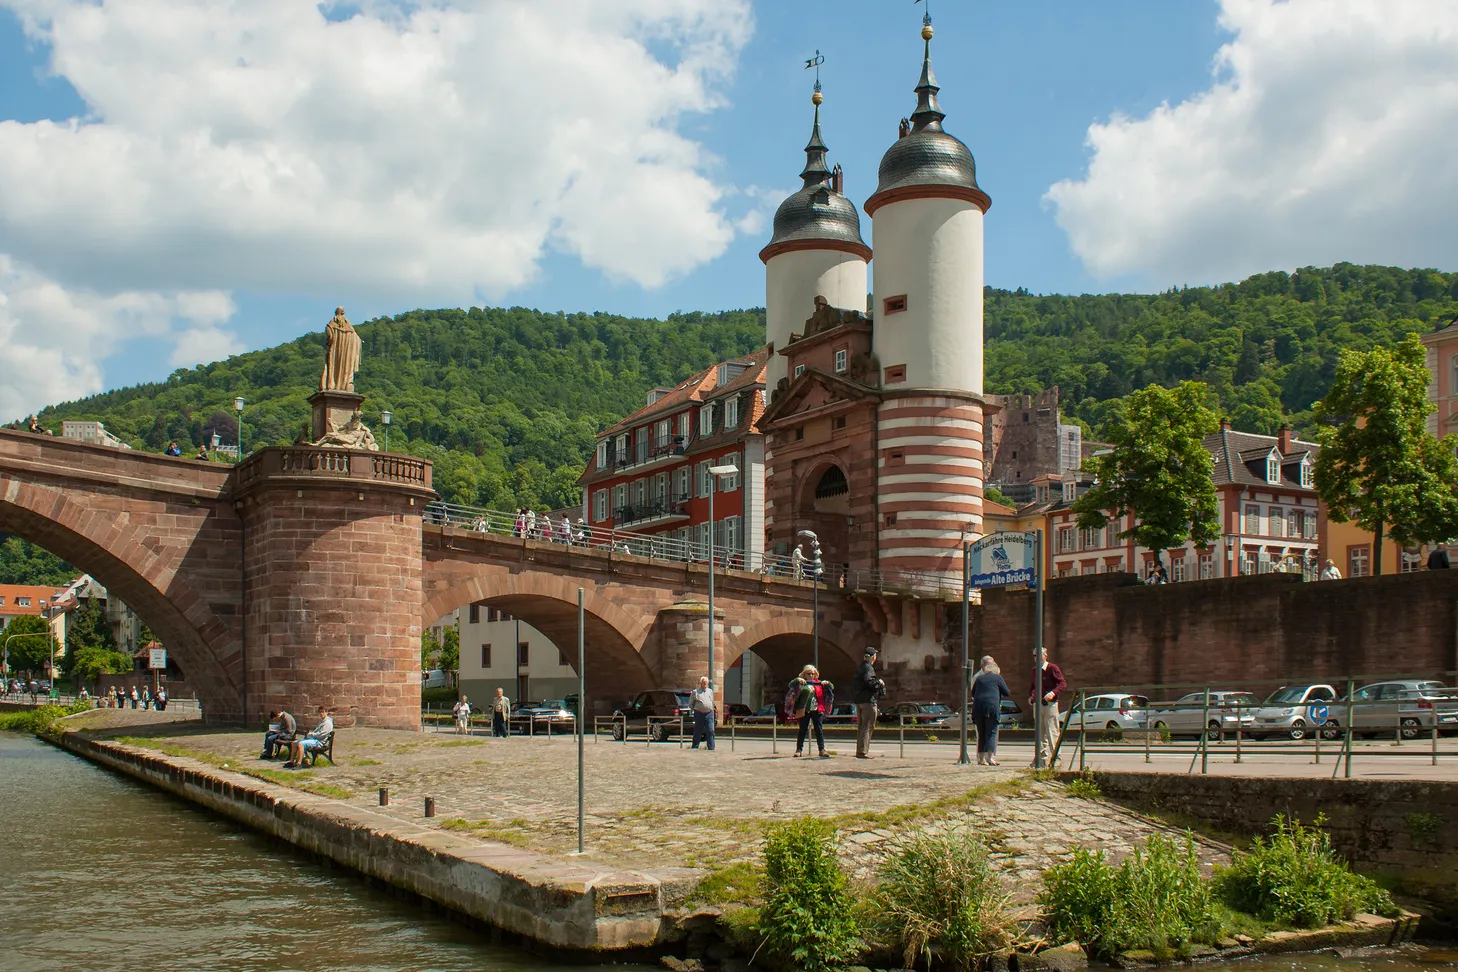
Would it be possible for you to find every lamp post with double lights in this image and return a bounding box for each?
[705,462,740,692]
[797,529,823,671]
[381,410,393,452]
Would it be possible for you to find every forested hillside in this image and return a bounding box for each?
[20,263,1457,514]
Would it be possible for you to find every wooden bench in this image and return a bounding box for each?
[301,731,335,767]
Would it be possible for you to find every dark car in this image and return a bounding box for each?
[824,703,859,724]
[724,702,754,721]
[612,689,693,741]
[879,701,955,726]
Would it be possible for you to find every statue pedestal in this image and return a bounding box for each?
[309,390,365,442]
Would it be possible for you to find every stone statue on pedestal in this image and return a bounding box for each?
[320,306,362,393]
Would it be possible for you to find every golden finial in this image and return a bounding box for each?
[918,0,933,39]
[922,23,934,40]
[812,89,823,106]
[805,49,825,105]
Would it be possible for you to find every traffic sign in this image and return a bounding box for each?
[967,532,1039,589]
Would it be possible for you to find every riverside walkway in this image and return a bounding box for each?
[73,710,1228,895]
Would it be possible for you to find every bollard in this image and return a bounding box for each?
[1235,701,1243,763]
[379,787,389,807]
[1200,688,1210,775]
[899,716,905,759]
[730,718,736,752]
[1144,703,1152,764]
[424,796,435,818]
[1344,678,1354,779]
[1078,690,1087,773]
[1434,721,1440,767]
[771,714,777,755]
[678,713,685,749]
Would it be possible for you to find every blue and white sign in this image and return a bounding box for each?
[967,532,1040,589]
[1308,704,1330,724]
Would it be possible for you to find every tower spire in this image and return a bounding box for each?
[911,7,945,132]
[800,50,832,190]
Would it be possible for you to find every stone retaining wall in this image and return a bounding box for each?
[53,729,692,953]
[1081,770,1458,912]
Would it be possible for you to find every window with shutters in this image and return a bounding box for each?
[724,396,739,429]
[1079,527,1099,549]
[592,489,608,522]
[674,466,691,500]
[655,419,671,449]
[1058,527,1076,552]
[1269,506,1285,537]
[635,428,649,462]
[631,479,646,508]
[696,460,712,497]
[678,411,691,442]
[612,484,627,514]
[595,441,608,469]
[699,404,714,437]
[1348,544,1371,578]
[1245,504,1261,535]
[615,435,629,464]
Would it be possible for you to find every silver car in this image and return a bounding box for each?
[1148,690,1261,739]
[1065,693,1149,732]
[1347,680,1457,739]
[1249,684,1341,740]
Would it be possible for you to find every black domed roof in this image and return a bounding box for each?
[761,104,868,260]
[868,31,987,206]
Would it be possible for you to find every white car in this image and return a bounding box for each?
[1249,684,1341,740]
[421,669,448,689]
[1065,693,1149,732]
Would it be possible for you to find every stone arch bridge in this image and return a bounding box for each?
[0,430,897,727]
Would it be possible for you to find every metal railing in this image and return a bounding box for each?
[1052,671,1458,777]
[423,500,966,597]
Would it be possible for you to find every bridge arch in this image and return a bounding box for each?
[0,476,243,719]
[423,569,656,711]
[724,613,857,694]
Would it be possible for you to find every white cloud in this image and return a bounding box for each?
[0,0,754,301]
[0,255,235,419]
[1046,0,1458,285]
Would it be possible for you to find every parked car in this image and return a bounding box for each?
[1346,680,1458,739]
[1065,693,1149,732]
[724,702,754,721]
[611,689,693,741]
[997,699,1022,730]
[1148,690,1261,739]
[1248,684,1341,740]
[880,701,956,727]
[824,703,859,725]
[515,699,576,733]
[420,669,448,689]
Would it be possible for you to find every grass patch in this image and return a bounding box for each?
[870,827,1019,971]
[438,817,532,847]
[349,758,382,767]
[0,700,93,735]
[1065,770,1102,800]
[826,778,1029,831]
[434,739,485,748]
[1214,815,1395,927]
[689,861,766,907]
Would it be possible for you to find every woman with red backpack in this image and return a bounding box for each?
[787,665,834,759]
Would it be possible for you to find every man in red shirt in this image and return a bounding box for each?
[1029,650,1067,768]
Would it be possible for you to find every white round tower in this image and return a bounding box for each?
[760,88,870,395]
[866,16,991,577]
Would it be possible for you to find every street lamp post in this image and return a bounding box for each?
[959,527,973,765]
[797,530,823,671]
[381,410,393,453]
[39,599,54,698]
[210,432,221,460]
[233,397,246,460]
[705,462,740,691]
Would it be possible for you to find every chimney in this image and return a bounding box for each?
[1277,424,1293,452]
[1219,417,1231,431]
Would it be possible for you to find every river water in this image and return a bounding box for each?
[0,732,647,972]
[2,733,1455,972]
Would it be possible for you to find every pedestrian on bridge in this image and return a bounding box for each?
[560,513,573,545]
[525,509,537,538]
[691,676,716,751]
[513,509,526,537]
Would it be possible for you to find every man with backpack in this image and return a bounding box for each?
[787,665,834,759]
[853,648,886,759]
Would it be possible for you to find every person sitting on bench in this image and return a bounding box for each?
[283,707,333,768]
[261,709,297,760]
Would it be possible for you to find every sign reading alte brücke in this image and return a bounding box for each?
[967,532,1039,589]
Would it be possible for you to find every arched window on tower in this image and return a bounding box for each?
[814,465,848,499]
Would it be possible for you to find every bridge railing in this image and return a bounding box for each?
[235,447,433,493]
[423,500,965,598]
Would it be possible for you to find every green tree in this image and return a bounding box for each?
[421,628,441,670]
[0,536,76,586]
[1313,335,1458,575]
[438,625,460,673]
[62,599,122,677]
[1073,381,1221,560]
[3,614,53,673]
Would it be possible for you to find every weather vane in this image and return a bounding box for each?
[804,48,825,96]
[915,0,931,26]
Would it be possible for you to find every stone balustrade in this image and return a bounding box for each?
[234,446,432,496]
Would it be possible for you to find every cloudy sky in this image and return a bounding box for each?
[1,0,1456,418]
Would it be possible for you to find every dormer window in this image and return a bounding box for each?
[699,403,715,438]
[596,441,608,469]
[1062,480,1076,502]
[1266,450,1280,484]
[724,396,740,430]
[1300,456,1313,488]
[615,434,629,464]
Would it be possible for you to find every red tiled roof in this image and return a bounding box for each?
[598,347,768,439]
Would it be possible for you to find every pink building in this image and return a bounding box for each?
[1424,320,1458,438]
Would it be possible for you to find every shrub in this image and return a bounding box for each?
[1040,833,1215,960]
[871,828,1018,971]
[1214,816,1394,928]
[1066,771,1101,800]
[0,699,91,735]
[759,817,861,971]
